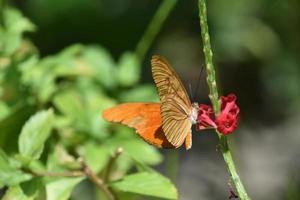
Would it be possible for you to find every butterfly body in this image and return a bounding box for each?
[103,55,199,150]
[190,103,199,124]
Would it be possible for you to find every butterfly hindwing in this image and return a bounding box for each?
[160,95,192,147]
[102,103,174,148]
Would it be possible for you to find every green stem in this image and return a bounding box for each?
[103,147,123,183]
[135,0,177,62]
[198,0,251,199]
[198,0,220,114]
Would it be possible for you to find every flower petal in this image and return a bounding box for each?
[197,104,217,130]
[216,94,240,135]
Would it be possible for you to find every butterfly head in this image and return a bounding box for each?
[190,102,199,124]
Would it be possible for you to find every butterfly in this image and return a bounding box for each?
[102,55,199,150]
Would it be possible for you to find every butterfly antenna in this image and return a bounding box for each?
[188,83,194,102]
[194,64,205,100]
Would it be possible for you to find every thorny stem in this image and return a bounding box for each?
[198,0,220,114]
[135,0,177,62]
[198,0,251,199]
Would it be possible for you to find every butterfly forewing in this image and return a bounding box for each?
[151,56,191,105]
[151,55,192,147]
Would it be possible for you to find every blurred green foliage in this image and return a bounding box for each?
[209,0,300,122]
[9,0,300,124]
[0,7,177,200]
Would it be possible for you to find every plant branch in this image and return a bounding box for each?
[23,158,116,200]
[25,169,84,177]
[103,147,123,183]
[135,0,177,62]
[198,0,251,199]
[78,158,115,200]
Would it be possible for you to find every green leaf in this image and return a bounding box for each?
[52,44,93,77]
[47,145,80,171]
[117,52,140,87]
[70,180,95,200]
[82,45,117,89]
[122,139,162,165]
[4,8,36,33]
[19,56,57,103]
[53,86,115,138]
[80,142,110,173]
[0,101,10,120]
[2,185,34,200]
[0,150,32,187]
[119,84,159,102]
[110,172,178,199]
[0,105,36,154]
[18,109,54,161]
[46,178,83,200]
[106,137,162,166]
[53,90,84,119]
[20,177,43,198]
[102,137,162,179]
[112,191,137,200]
[131,158,155,173]
[0,7,35,55]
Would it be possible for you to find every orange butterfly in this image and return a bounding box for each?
[103,55,199,150]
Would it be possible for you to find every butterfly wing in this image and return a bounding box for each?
[151,55,192,148]
[102,103,174,148]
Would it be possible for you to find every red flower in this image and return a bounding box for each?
[197,94,240,135]
[215,94,240,135]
